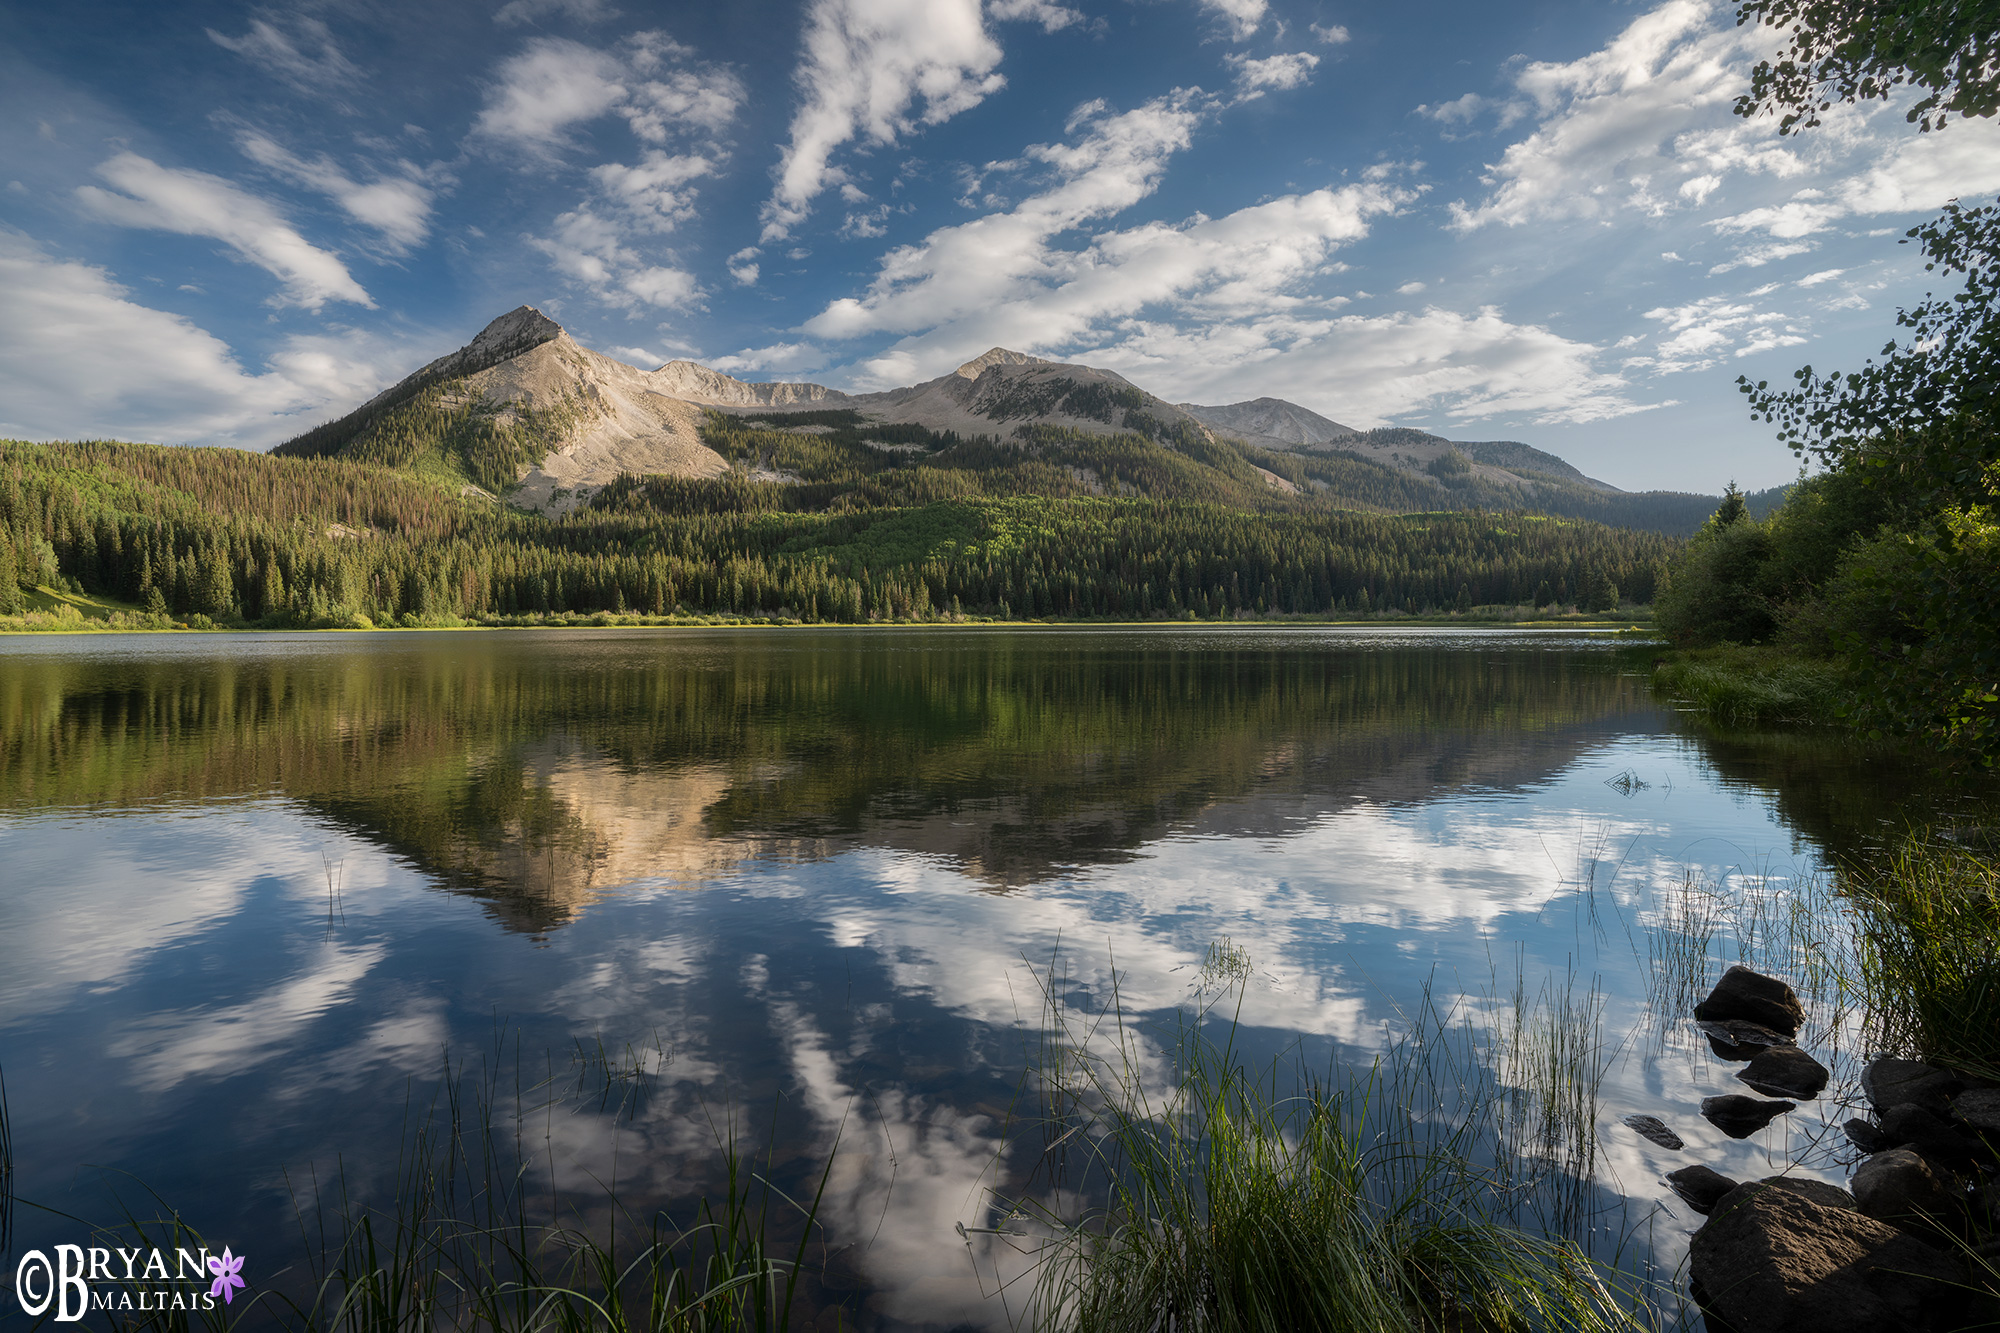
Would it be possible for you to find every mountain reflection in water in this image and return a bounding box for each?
[2,627,1992,1331]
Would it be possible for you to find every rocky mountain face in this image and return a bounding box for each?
[279,306,1643,516]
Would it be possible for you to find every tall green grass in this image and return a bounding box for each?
[1648,647,1847,728]
[997,956,1656,1333]
[1840,838,2000,1081]
[48,1044,839,1332]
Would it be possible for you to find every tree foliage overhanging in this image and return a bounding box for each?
[1734,0,2000,133]
[1661,1,1999,760]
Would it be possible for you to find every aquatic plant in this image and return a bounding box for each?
[992,957,1656,1333]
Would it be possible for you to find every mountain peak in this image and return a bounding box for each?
[953,347,1048,380]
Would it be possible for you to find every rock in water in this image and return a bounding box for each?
[1693,964,1804,1037]
[1737,1045,1829,1099]
[1667,1164,1740,1215]
[1845,1118,1896,1154]
[1622,1114,1685,1150]
[1863,1057,1963,1115]
[1878,1103,1987,1168]
[1951,1087,2000,1134]
[1696,1017,1796,1049]
[1690,1178,1964,1333]
[1852,1148,1966,1236]
[1702,1094,1797,1138]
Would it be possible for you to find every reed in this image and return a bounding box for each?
[1839,837,2000,1081]
[1000,957,1654,1333]
[61,1045,838,1332]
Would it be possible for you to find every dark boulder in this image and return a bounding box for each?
[1953,1087,2000,1135]
[1845,1118,1896,1154]
[1689,1177,1964,1333]
[1696,1017,1796,1049]
[1702,1094,1797,1138]
[1863,1058,1963,1116]
[1622,1114,1684,1150]
[1851,1148,1967,1238]
[1736,1045,1829,1100]
[1667,1164,1740,1216]
[1694,965,1804,1037]
[1879,1103,1987,1169]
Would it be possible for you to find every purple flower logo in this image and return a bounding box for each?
[207,1248,246,1304]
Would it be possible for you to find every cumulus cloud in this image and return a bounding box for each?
[529,207,700,308]
[708,342,828,373]
[987,0,1084,33]
[804,93,1210,344]
[1636,292,1805,371]
[207,13,362,106]
[727,246,761,284]
[1104,307,1651,426]
[1310,22,1351,44]
[1201,0,1268,41]
[473,33,741,307]
[472,32,742,159]
[234,130,437,253]
[1229,51,1320,100]
[0,230,405,446]
[75,153,373,310]
[1706,239,1813,273]
[1447,0,1777,230]
[763,0,1081,240]
[1709,116,2000,238]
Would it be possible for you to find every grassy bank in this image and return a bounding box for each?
[1644,645,1851,728]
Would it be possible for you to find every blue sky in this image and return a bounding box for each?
[3,0,1997,490]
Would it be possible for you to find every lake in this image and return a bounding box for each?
[2,627,1992,1328]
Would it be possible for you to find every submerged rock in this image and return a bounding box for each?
[1694,964,1804,1037]
[1702,1094,1797,1138]
[1864,1057,1963,1115]
[1622,1114,1684,1150]
[1737,1045,1829,1100]
[1689,1178,1963,1333]
[1667,1164,1739,1215]
[1852,1148,1966,1236]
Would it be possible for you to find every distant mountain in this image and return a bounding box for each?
[276,307,1726,534]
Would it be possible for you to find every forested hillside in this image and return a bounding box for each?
[0,439,1672,628]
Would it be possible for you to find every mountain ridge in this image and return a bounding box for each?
[276,307,1720,532]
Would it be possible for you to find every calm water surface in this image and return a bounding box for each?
[2,627,1993,1328]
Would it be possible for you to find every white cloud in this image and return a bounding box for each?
[728,246,761,284]
[987,0,1084,33]
[1706,240,1813,273]
[606,344,666,366]
[472,33,742,159]
[495,0,621,25]
[1710,116,2000,237]
[762,0,1031,241]
[709,342,829,373]
[75,152,373,310]
[1397,279,1427,294]
[1229,51,1320,100]
[1448,0,1788,230]
[234,130,437,252]
[1795,267,1845,286]
[805,93,1210,343]
[1638,292,1804,370]
[529,206,700,308]
[1101,306,1651,426]
[1201,0,1268,41]
[0,230,405,446]
[1309,22,1350,44]
[475,34,739,307]
[207,13,361,105]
